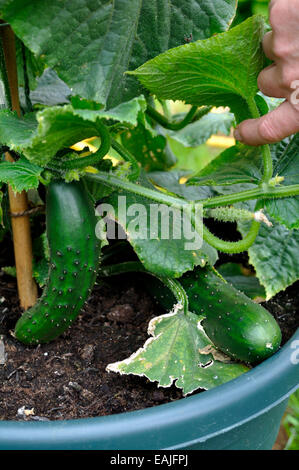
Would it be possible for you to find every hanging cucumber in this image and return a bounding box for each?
[146,267,282,364]
[14,180,101,345]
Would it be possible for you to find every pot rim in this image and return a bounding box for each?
[0,329,298,449]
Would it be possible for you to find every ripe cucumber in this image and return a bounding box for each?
[14,180,100,345]
[147,267,282,363]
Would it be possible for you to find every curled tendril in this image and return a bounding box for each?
[48,122,111,171]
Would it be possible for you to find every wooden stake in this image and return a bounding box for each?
[0,23,37,309]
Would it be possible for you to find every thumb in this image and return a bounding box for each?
[234,101,299,146]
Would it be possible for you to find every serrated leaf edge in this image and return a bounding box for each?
[106,306,182,377]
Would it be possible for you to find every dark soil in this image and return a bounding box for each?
[0,216,298,422]
[0,273,183,421]
[0,267,298,422]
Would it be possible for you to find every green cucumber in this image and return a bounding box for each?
[14,180,101,345]
[147,267,282,363]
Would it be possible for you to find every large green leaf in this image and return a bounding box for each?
[103,187,216,278]
[0,0,237,107]
[130,16,266,121]
[147,170,219,266]
[107,308,249,396]
[189,144,263,186]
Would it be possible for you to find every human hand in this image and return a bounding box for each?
[234,0,299,145]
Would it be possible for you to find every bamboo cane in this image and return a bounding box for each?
[0,23,37,309]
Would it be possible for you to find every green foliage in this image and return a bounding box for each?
[0,0,298,395]
[167,111,235,148]
[0,156,43,192]
[15,38,45,93]
[148,170,216,200]
[190,144,263,186]
[121,120,176,172]
[105,186,214,278]
[32,258,49,287]
[0,98,147,167]
[1,266,16,277]
[29,68,71,107]
[265,135,299,229]
[0,0,237,107]
[0,189,3,225]
[284,390,299,450]
[129,16,267,121]
[239,216,299,299]
[217,263,266,300]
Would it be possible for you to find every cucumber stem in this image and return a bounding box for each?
[101,261,189,314]
[86,171,190,210]
[146,105,198,130]
[86,171,299,254]
[87,171,299,210]
[247,97,273,183]
[49,122,111,170]
[199,184,299,208]
[111,139,140,181]
[202,220,260,254]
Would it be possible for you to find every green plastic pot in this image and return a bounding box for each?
[0,330,298,450]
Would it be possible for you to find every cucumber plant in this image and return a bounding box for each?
[0,0,298,396]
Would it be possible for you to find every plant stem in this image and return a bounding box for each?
[21,41,33,112]
[196,95,275,252]
[85,171,190,210]
[101,261,189,314]
[146,104,206,131]
[111,138,140,181]
[86,173,299,254]
[0,39,12,109]
[159,99,171,121]
[204,206,256,223]
[202,220,260,254]
[0,23,37,309]
[200,184,299,209]
[87,171,299,209]
[0,23,21,115]
[49,122,111,170]
[247,97,273,182]
[260,144,273,183]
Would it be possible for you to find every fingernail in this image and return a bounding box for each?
[234,128,243,142]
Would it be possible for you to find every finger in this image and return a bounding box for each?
[269,0,277,8]
[269,0,280,14]
[257,64,287,98]
[262,32,276,61]
[234,100,299,146]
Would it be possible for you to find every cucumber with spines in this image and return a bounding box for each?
[14,180,101,345]
[147,267,282,364]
